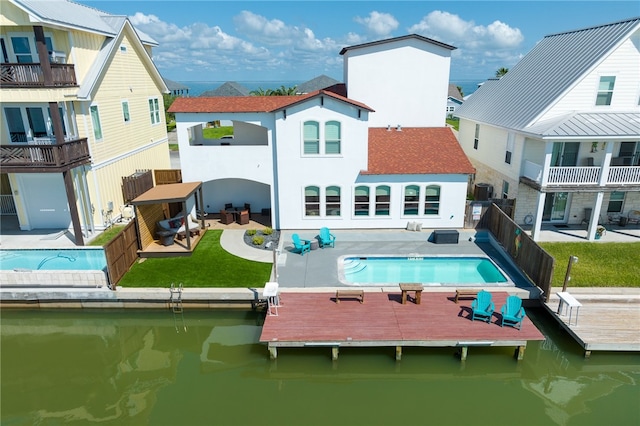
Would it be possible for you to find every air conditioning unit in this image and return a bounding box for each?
[474,183,493,201]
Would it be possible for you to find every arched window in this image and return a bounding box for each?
[325,121,341,154]
[424,185,440,215]
[375,185,390,216]
[303,121,319,154]
[404,185,419,215]
[305,186,320,216]
[326,186,341,216]
[354,186,369,216]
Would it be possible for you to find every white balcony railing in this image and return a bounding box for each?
[522,161,640,186]
[547,166,600,185]
[608,166,640,184]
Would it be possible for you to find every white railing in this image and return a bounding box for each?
[608,166,640,184]
[0,194,17,215]
[523,160,542,183]
[547,166,600,185]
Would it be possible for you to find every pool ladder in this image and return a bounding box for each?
[170,283,187,333]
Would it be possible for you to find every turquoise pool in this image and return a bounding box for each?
[0,249,107,271]
[340,255,510,286]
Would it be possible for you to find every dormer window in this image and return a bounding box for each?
[596,76,615,106]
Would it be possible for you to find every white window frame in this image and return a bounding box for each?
[324,120,341,155]
[595,76,615,106]
[607,191,625,213]
[502,181,510,199]
[403,185,420,216]
[473,124,480,150]
[375,185,391,216]
[354,185,370,217]
[90,104,103,141]
[325,185,341,216]
[304,186,320,216]
[121,100,131,123]
[303,121,320,155]
[148,97,161,125]
[505,133,514,164]
[424,185,441,216]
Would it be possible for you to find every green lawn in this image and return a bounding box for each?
[203,126,233,139]
[538,242,640,287]
[89,225,126,246]
[118,230,272,288]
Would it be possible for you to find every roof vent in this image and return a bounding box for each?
[387,125,391,131]
[397,124,402,131]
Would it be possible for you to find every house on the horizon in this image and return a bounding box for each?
[1,0,170,245]
[296,75,341,94]
[164,78,190,96]
[169,34,474,231]
[200,81,250,97]
[455,17,640,241]
[447,83,464,117]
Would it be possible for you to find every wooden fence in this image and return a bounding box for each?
[486,204,555,301]
[154,169,182,185]
[121,169,153,203]
[104,220,139,288]
[464,198,515,229]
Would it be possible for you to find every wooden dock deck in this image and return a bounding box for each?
[543,287,640,357]
[260,290,545,361]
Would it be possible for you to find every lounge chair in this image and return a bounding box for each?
[318,227,336,248]
[219,210,234,225]
[500,295,526,330]
[471,290,495,323]
[292,233,311,255]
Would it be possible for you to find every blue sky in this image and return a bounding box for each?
[80,1,637,84]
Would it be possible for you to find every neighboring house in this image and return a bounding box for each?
[164,78,189,96]
[169,34,474,230]
[200,82,250,97]
[0,0,170,245]
[447,83,463,116]
[296,75,340,94]
[455,18,640,241]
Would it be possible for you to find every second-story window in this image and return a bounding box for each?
[325,121,341,154]
[303,121,320,154]
[505,133,514,164]
[473,124,480,150]
[122,101,130,123]
[11,36,33,63]
[596,76,615,106]
[90,105,103,141]
[148,98,160,125]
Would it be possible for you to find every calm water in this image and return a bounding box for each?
[343,256,508,285]
[2,308,638,425]
[0,249,107,271]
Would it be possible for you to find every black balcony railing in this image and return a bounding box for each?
[0,138,90,172]
[0,63,77,88]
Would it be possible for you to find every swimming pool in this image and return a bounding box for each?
[0,249,107,271]
[340,255,510,286]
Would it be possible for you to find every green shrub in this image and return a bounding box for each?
[262,227,273,235]
[246,229,257,236]
[252,236,264,245]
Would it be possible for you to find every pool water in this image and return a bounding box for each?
[342,256,509,285]
[0,249,107,271]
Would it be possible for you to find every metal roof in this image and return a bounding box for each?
[455,17,640,131]
[339,34,456,55]
[524,112,640,139]
[12,0,157,45]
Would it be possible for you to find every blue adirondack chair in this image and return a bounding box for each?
[500,295,526,330]
[292,233,311,255]
[471,290,495,323]
[318,227,336,248]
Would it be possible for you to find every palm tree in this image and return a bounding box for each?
[251,85,298,96]
[495,67,509,78]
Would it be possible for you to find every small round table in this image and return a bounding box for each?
[310,240,319,250]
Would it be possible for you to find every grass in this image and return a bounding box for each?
[203,126,233,139]
[169,143,179,151]
[88,225,126,246]
[118,230,272,288]
[539,242,640,287]
[446,117,459,131]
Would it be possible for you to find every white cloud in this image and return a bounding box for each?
[355,11,399,37]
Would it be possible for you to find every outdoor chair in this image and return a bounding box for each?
[471,290,495,323]
[237,209,250,225]
[219,210,234,225]
[318,227,336,248]
[500,295,526,330]
[244,203,251,217]
[225,203,233,210]
[292,233,311,255]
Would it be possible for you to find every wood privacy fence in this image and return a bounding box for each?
[154,169,182,185]
[463,199,515,229]
[121,170,153,203]
[486,204,555,301]
[104,220,139,288]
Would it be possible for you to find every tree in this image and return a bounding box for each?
[456,85,464,98]
[495,67,509,78]
[251,85,298,96]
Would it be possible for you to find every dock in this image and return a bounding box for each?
[260,290,545,361]
[543,287,640,357]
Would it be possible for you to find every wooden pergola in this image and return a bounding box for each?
[131,181,205,254]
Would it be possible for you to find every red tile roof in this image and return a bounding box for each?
[168,90,373,113]
[364,127,475,175]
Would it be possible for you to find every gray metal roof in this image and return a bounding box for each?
[297,75,340,94]
[455,17,640,131]
[339,34,456,55]
[447,83,463,101]
[524,112,640,139]
[200,82,251,97]
[11,0,157,45]
[163,78,190,92]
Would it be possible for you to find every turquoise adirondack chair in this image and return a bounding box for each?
[292,233,311,255]
[318,227,336,248]
[500,295,526,330]
[471,290,495,323]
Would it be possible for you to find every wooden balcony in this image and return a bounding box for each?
[0,63,77,88]
[0,138,91,173]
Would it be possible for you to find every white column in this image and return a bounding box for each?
[531,191,547,242]
[586,192,605,241]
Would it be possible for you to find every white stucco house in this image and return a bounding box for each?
[169,34,475,230]
[455,17,640,241]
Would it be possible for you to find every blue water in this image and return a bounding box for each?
[180,80,483,98]
[0,249,107,271]
[343,256,508,285]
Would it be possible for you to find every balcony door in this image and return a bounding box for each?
[618,142,640,166]
[542,192,569,223]
[551,142,579,166]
